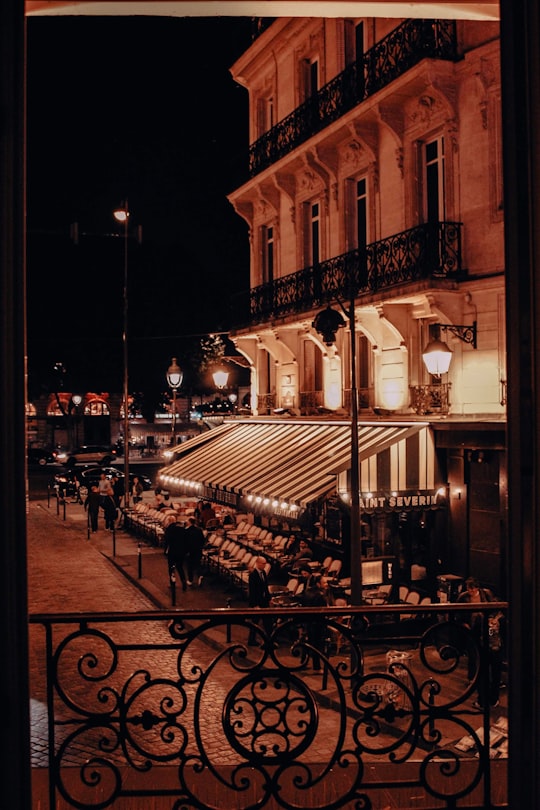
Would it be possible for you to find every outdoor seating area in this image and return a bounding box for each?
[119,499,435,611]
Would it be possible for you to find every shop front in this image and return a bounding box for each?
[158,418,446,589]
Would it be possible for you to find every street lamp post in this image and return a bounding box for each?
[113,202,130,509]
[166,357,183,445]
[71,394,82,448]
[313,299,363,605]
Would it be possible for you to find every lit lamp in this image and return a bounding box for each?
[422,339,453,376]
[212,367,229,390]
[166,357,183,443]
[422,322,477,377]
[113,202,130,508]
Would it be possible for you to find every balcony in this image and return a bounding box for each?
[410,382,452,415]
[232,221,463,328]
[249,19,458,177]
[31,603,508,809]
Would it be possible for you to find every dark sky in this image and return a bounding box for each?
[26,14,254,397]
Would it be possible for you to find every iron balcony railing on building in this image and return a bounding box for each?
[410,382,452,415]
[299,389,324,413]
[233,221,463,327]
[30,603,508,809]
[344,386,372,412]
[257,392,276,413]
[249,19,458,177]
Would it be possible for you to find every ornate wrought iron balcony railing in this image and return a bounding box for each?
[30,603,508,809]
[410,382,452,415]
[249,19,458,176]
[232,221,462,327]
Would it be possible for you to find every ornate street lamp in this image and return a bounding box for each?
[313,300,363,605]
[422,322,477,377]
[71,394,82,448]
[113,202,130,508]
[166,357,183,443]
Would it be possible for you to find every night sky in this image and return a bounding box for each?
[26,15,254,397]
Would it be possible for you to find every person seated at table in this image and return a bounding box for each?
[297,565,318,593]
[222,512,235,528]
[199,501,218,528]
[285,540,313,574]
[151,487,166,511]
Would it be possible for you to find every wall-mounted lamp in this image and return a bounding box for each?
[422,321,477,376]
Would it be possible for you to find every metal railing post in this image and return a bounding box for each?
[170,569,176,606]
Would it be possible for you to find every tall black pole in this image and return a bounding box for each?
[348,295,362,605]
[172,386,177,443]
[122,205,130,510]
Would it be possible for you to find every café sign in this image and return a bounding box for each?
[359,491,443,510]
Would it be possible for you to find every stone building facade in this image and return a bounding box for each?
[226,16,506,595]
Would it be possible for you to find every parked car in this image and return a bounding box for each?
[65,445,118,468]
[28,446,56,466]
[53,466,153,498]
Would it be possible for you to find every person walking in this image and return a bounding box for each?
[110,474,125,528]
[84,484,101,533]
[163,518,188,591]
[98,472,113,512]
[184,517,206,586]
[247,556,272,645]
[102,491,118,531]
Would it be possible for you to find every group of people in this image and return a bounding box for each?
[84,472,144,532]
[84,472,122,532]
[247,555,330,668]
[163,516,207,590]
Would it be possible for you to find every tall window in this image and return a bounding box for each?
[344,20,365,66]
[303,57,319,101]
[345,176,369,261]
[356,178,367,249]
[355,22,365,62]
[262,225,274,284]
[310,202,321,266]
[424,136,446,222]
[358,333,371,408]
[257,95,274,137]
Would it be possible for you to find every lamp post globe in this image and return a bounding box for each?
[212,368,229,390]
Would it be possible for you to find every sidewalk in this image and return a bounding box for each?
[28,493,257,613]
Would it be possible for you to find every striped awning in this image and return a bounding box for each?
[159,419,433,512]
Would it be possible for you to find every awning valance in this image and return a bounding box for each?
[159,419,434,512]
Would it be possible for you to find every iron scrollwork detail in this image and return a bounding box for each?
[32,604,507,809]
